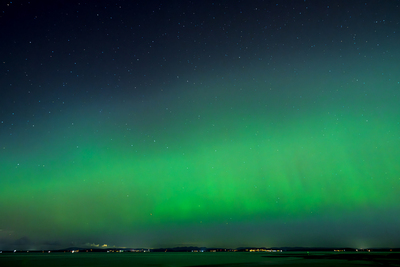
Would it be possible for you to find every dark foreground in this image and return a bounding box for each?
[1,252,399,267]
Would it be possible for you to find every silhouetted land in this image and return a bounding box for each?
[1,251,400,266]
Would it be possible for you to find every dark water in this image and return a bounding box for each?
[0,252,399,267]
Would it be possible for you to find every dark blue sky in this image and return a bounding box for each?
[1,0,400,250]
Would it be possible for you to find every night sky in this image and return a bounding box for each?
[1,0,400,250]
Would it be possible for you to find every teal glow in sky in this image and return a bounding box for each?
[1,0,400,250]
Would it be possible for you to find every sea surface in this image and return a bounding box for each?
[0,251,399,267]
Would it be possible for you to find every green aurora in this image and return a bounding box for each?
[1,0,400,250]
[1,64,399,248]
